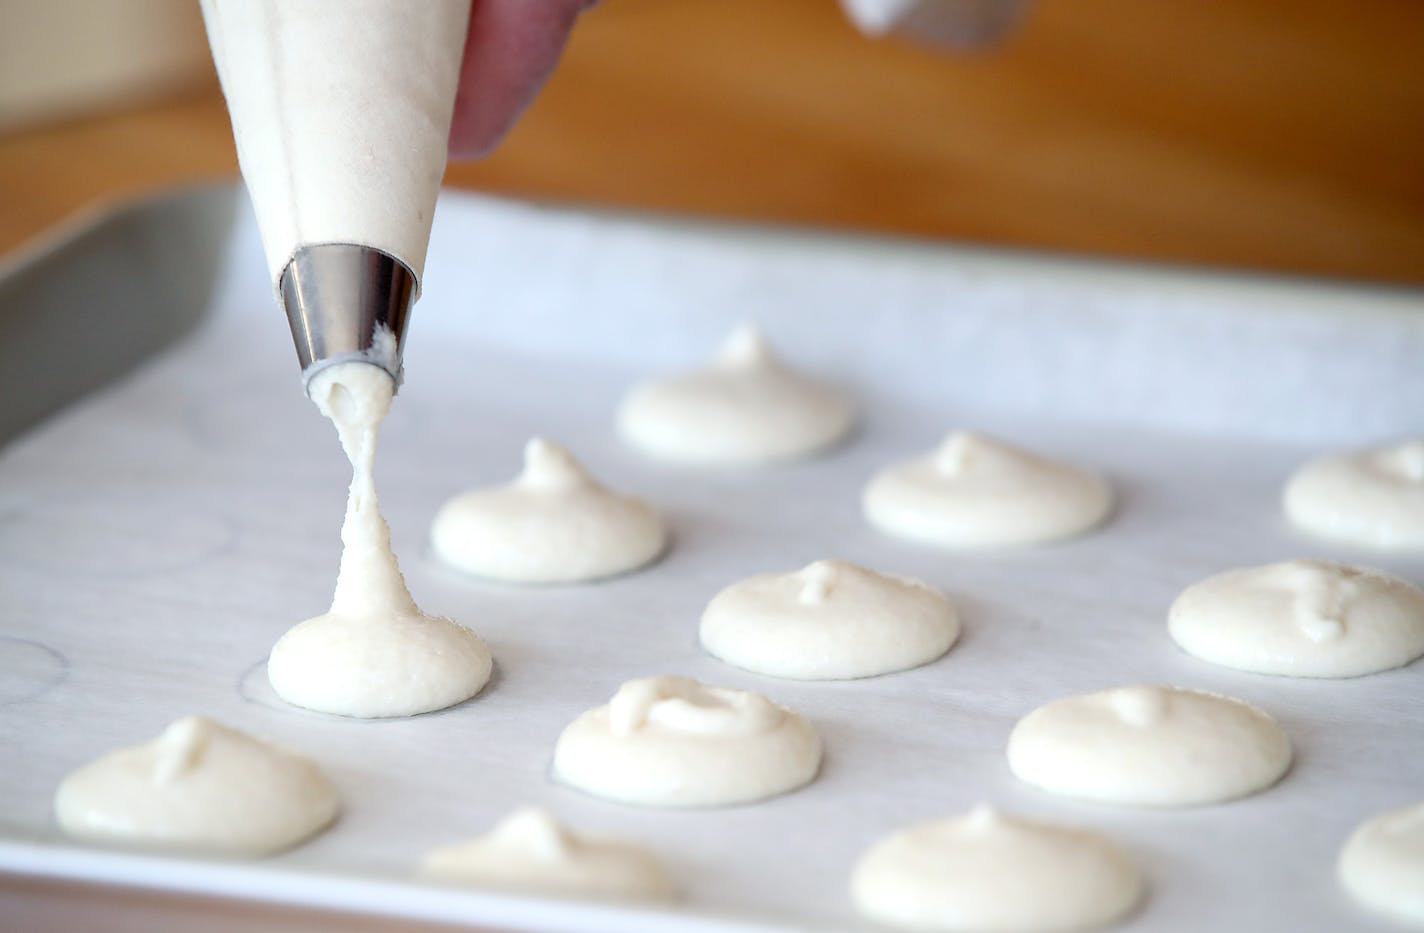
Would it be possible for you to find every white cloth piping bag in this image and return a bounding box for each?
[201,0,471,391]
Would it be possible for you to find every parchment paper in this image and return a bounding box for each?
[1,192,1422,932]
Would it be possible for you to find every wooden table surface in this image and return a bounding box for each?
[2,0,1421,930]
[2,0,1422,284]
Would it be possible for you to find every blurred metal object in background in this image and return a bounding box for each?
[840,0,1029,49]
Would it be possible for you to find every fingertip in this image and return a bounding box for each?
[447,0,594,160]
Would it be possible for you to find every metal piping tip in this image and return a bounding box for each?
[279,244,417,393]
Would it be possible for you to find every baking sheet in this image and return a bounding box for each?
[1,190,1422,932]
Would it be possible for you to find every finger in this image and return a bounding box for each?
[448,0,595,160]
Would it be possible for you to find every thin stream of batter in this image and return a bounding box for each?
[313,365,420,617]
[265,362,491,719]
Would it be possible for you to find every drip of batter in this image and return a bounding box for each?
[421,807,676,903]
[851,805,1143,932]
[616,324,856,465]
[430,438,667,583]
[700,559,960,680]
[863,431,1114,549]
[1284,439,1424,549]
[553,675,822,807]
[321,363,416,618]
[1338,800,1424,925]
[1168,560,1424,678]
[267,363,492,719]
[54,716,339,857]
[1006,685,1292,807]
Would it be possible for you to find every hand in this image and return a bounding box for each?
[448,0,598,159]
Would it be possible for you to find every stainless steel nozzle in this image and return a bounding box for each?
[279,244,416,391]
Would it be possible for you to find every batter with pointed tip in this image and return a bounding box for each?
[1169,560,1424,677]
[1007,685,1292,806]
[552,675,821,807]
[430,438,666,583]
[1338,800,1424,925]
[268,362,493,718]
[700,559,960,679]
[54,717,339,857]
[1284,439,1424,549]
[617,324,855,465]
[420,807,676,902]
[863,431,1112,548]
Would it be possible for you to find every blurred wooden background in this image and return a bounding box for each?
[2,0,1422,284]
[0,0,1421,927]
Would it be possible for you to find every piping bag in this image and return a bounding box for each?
[200,0,471,393]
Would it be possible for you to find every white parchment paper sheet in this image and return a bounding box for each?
[1,191,1422,932]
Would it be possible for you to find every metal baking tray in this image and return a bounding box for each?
[1,185,1421,932]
